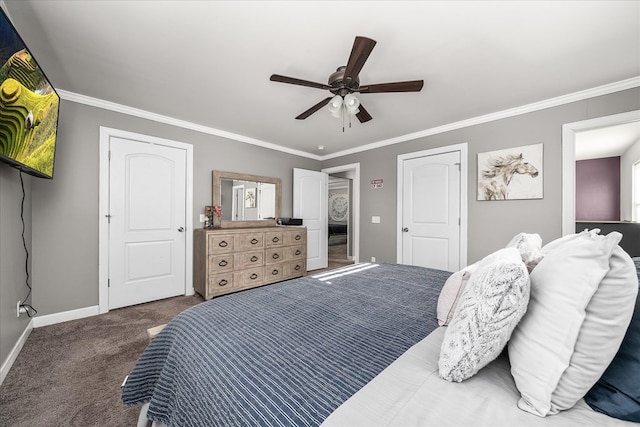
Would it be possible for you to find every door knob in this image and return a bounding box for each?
[178,227,184,232]
[402,227,409,232]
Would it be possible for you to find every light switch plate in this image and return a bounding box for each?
[371,216,381,224]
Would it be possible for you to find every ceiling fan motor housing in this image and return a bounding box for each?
[329,66,359,96]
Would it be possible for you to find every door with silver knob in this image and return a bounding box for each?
[399,150,461,271]
[108,136,187,310]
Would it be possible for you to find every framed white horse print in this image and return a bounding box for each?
[477,144,543,200]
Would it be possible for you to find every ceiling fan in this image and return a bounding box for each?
[270,36,424,123]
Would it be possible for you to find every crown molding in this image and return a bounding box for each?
[321,76,640,160]
[58,76,639,162]
[56,89,323,161]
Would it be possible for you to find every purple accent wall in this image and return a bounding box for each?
[576,157,620,221]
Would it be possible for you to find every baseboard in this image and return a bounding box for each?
[0,318,33,386]
[32,305,100,328]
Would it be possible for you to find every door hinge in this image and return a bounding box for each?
[454,162,461,171]
[108,278,110,287]
[458,217,461,226]
[105,214,112,223]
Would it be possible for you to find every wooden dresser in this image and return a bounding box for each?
[194,226,307,299]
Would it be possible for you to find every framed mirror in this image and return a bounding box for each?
[212,171,281,228]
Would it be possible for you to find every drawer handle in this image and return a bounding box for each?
[272,237,280,243]
[294,264,301,271]
[295,249,301,256]
[271,269,279,275]
[250,273,258,280]
[250,255,258,262]
[218,279,228,287]
[218,240,228,247]
[218,260,228,267]
[272,253,280,260]
[295,235,301,240]
[251,238,259,244]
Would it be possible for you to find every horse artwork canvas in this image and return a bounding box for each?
[477,144,543,200]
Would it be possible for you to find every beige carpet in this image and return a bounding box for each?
[0,261,360,426]
[0,294,203,427]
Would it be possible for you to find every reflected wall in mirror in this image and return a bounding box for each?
[213,171,281,228]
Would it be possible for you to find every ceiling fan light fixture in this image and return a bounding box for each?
[328,95,343,118]
[343,93,360,115]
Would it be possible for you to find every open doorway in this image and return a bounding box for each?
[562,110,640,234]
[328,176,353,266]
[322,163,360,267]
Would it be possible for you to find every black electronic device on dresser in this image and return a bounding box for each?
[277,218,303,226]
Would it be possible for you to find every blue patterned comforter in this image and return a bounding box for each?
[122,263,450,427]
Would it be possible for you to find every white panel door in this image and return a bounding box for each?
[259,183,276,219]
[293,168,328,271]
[109,137,186,309]
[401,151,460,271]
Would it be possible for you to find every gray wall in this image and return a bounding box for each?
[322,88,640,265]
[0,100,319,371]
[2,87,638,374]
[0,167,33,366]
[30,101,320,317]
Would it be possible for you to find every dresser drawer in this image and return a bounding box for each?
[207,234,235,254]
[265,247,284,265]
[235,250,264,269]
[195,226,306,300]
[236,232,264,251]
[284,245,305,260]
[265,230,284,247]
[208,254,234,273]
[235,266,264,287]
[264,264,284,282]
[283,229,306,246]
[207,272,235,296]
[283,260,306,278]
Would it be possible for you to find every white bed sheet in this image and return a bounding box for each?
[321,327,634,427]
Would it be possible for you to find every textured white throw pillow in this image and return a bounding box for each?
[508,230,621,417]
[506,232,543,272]
[436,263,478,327]
[439,248,530,382]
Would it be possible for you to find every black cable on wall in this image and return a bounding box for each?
[19,170,37,318]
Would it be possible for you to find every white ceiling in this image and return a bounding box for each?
[575,121,640,160]
[3,1,640,159]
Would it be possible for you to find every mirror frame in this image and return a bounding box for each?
[212,170,281,228]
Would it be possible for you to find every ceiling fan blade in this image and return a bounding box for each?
[356,103,372,123]
[270,74,331,90]
[358,80,424,93]
[343,36,377,83]
[295,97,332,120]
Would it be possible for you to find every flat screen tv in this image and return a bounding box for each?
[0,7,59,179]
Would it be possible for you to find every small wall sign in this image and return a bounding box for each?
[371,179,383,189]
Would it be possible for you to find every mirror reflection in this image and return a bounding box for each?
[220,179,277,221]
[212,171,281,228]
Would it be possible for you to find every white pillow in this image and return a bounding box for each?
[508,230,621,417]
[436,263,477,327]
[506,232,543,272]
[439,248,529,382]
[550,244,638,412]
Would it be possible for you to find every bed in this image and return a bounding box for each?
[122,255,639,427]
[122,263,449,426]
